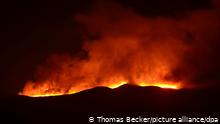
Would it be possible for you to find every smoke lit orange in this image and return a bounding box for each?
[18,1,190,97]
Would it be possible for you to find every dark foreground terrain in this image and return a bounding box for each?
[0,84,220,123]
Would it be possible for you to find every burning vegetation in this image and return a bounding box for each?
[19,1,220,97]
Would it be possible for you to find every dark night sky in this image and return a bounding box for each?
[1,0,215,96]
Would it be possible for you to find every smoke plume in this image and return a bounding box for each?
[20,0,220,96]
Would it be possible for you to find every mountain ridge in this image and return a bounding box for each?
[1,84,219,124]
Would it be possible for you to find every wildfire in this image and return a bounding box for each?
[138,82,180,89]
[19,1,188,97]
[19,81,181,97]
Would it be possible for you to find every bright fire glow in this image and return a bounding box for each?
[107,81,127,89]
[19,81,181,97]
[138,82,180,89]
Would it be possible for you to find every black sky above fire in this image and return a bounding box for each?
[2,0,220,97]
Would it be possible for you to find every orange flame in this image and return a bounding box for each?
[19,80,181,97]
